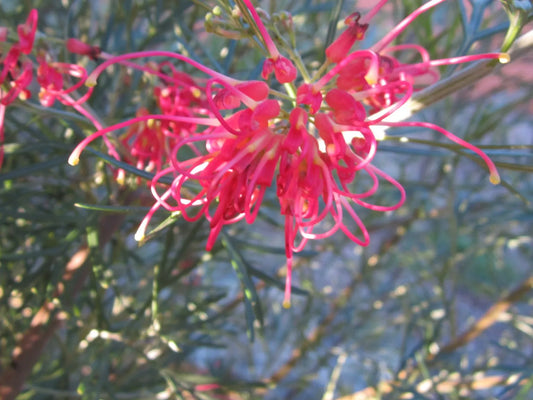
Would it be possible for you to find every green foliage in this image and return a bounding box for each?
[1,1,532,399]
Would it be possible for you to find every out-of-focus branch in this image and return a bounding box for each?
[429,274,533,360]
[0,246,90,400]
[335,274,533,400]
[256,210,419,395]
[0,210,127,400]
[336,371,530,399]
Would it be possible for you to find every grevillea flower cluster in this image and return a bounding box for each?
[0,10,95,169]
[1,10,37,168]
[5,1,507,306]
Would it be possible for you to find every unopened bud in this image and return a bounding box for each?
[66,38,101,60]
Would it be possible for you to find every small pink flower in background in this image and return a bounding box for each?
[0,10,38,105]
[36,58,65,107]
[120,108,170,174]
[1,9,96,169]
[66,38,101,60]
[16,9,38,55]
[115,66,215,177]
[0,27,8,42]
[0,9,39,168]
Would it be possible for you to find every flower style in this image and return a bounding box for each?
[68,0,509,306]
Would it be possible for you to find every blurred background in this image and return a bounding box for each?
[1,1,532,399]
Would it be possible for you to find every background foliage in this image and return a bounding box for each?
[1,1,532,399]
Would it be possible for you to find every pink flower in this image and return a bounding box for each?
[135,102,284,250]
[261,55,297,84]
[16,9,38,54]
[325,12,369,64]
[36,59,65,107]
[0,9,38,169]
[0,8,39,105]
[0,10,94,169]
[66,38,101,60]
[120,108,172,174]
[296,84,322,114]
[69,0,509,306]
[36,59,90,107]
[240,0,297,83]
[0,27,8,42]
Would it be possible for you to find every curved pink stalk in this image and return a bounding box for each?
[361,0,390,24]
[352,164,406,211]
[283,216,294,308]
[371,0,448,52]
[61,94,102,130]
[352,129,378,171]
[0,104,5,168]
[314,50,380,89]
[135,183,175,241]
[241,0,280,58]
[414,52,508,69]
[335,196,370,246]
[379,120,500,184]
[381,44,431,64]
[62,93,126,165]
[168,133,230,177]
[339,173,379,202]
[366,73,413,123]
[85,51,238,87]
[68,114,220,166]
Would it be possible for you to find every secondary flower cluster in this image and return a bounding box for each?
[1,10,37,167]
[3,1,507,306]
[0,11,94,168]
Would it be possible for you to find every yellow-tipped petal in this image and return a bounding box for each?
[134,230,145,242]
[116,174,125,186]
[85,77,97,87]
[364,70,378,85]
[191,87,202,99]
[134,219,148,242]
[490,174,501,185]
[282,300,291,309]
[67,155,79,166]
[499,53,510,64]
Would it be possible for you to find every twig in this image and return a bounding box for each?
[336,372,530,399]
[429,274,533,360]
[256,210,419,394]
[336,274,533,399]
[0,208,128,399]
[0,246,90,400]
